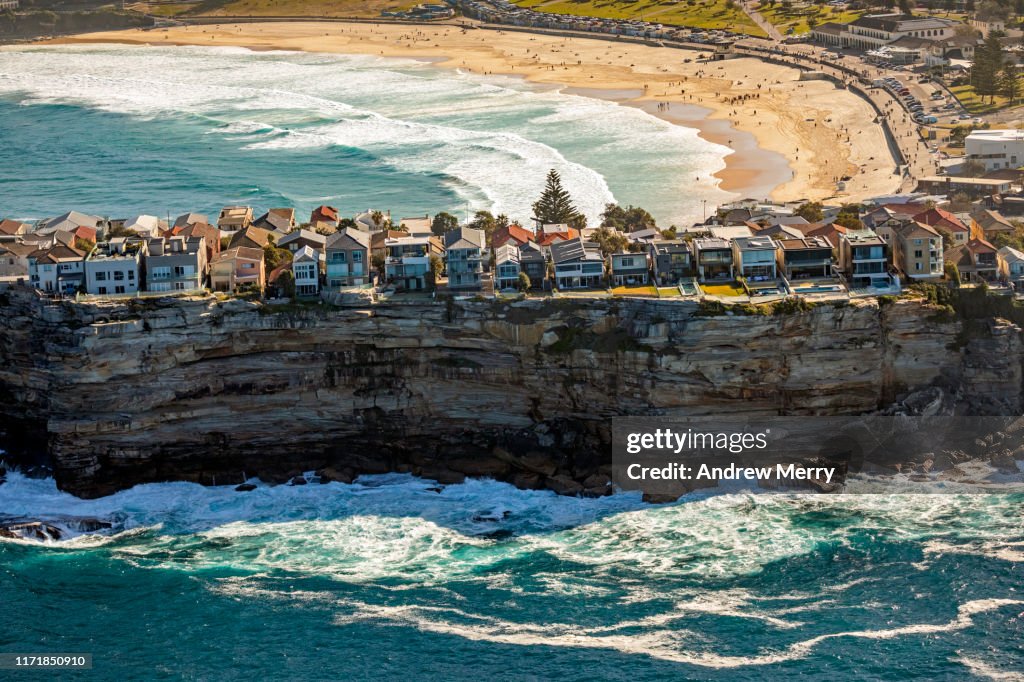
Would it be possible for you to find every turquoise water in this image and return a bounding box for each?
[0,44,733,226]
[1,471,1022,679]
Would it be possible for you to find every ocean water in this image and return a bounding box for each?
[1,470,1022,679]
[0,44,732,226]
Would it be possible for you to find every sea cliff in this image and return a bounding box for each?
[0,288,1020,498]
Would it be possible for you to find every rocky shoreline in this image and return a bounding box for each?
[0,288,1021,500]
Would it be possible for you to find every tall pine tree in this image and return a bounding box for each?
[972,33,1005,103]
[1000,66,1020,104]
[532,169,583,227]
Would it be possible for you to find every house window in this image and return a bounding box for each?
[128,271,135,281]
[333,251,346,263]
[115,285,125,294]
[914,239,922,245]
[914,250,923,258]
[98,286,107,294]
[915,263,922,271]
[151,266,171,279]
[352,251,363,263]
[96,271,107,281]
[114,271,124,281]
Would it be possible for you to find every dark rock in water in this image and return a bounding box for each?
[289,476,308,486]
[63,517,112,533]
[990,449,1022,474]
[471,511,510,523]
[510,472,543,490]
[0,521,63,542]
[317,467,354,485]
[425,486,444,494]
[235,483,257,492]
[544,474,583,497]
[582,473,612,497]
[22,465,51,480]
[479,529,515,540]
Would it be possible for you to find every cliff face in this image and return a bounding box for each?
[0,289,1020,497]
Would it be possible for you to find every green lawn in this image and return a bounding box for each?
[702,281,745,296]
[753,1,862,35]
[138,2,201,16]
[512,0,767,36]
[190,0,419,17]
[948,84,1011,115]
[611,284,659,296]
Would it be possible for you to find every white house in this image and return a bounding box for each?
[292,245,320,297]
[122,215,165,238]
[965,129,1024,171]
[494,243,521,290]
[84,238,146,295]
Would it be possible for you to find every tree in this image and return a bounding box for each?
[1000,66,1020,105]
[276,269,296,299]
[971,33,1005,103]
[495,214,511,231]
[372,253,386,278]
[833,205,863,230]
[263,244,292,272]
[427,253,444,289]
[431,212,458,236]
[469,210,497,239]
[795,201,825,222]
[944,259,961,286]
[897,0,912,15]
[338,218,357,230]
[517,271,531,292]
[370,210,386,230]
[589,226,630,257]
[961,159,988,177]
[600,203,657,232]
[74,237,95,253]
[532,169,583,227]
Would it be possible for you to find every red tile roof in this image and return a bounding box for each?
[913,207,968,233]
[492,223,535,249]
[311,205,339,224]
[72,225,97,243]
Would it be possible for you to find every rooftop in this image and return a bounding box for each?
[733,236,778,251]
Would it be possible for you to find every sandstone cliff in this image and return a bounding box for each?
[0,289,1020,497]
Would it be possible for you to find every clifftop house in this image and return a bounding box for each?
[28,243,88,295]
[253,208,297,234]
[217,206,253,231]
[444,227,485,290]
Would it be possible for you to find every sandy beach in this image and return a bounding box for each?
[47,21,902,204]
